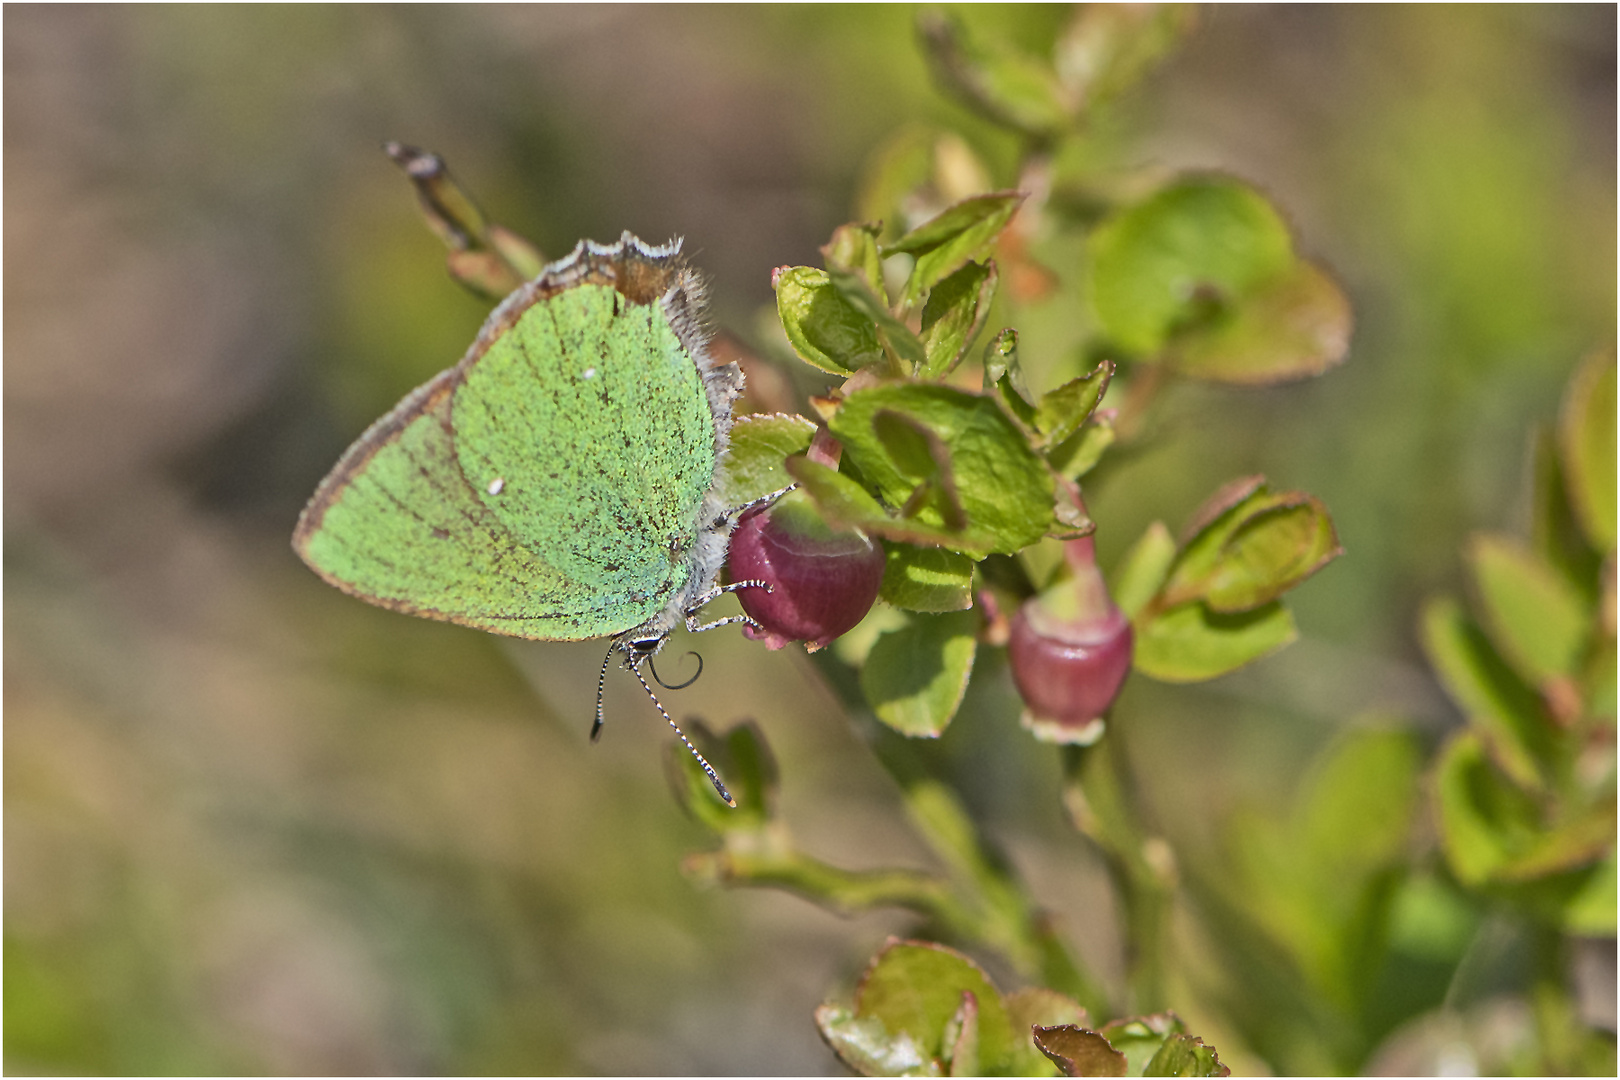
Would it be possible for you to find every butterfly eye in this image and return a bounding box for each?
[629,636,662,656]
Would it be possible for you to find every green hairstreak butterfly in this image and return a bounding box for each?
[293,233,774,804]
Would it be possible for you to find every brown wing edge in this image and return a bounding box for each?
[289,363,584,636]
[449,229,744,517]
[291,231,743,639]
[292,366,461,556]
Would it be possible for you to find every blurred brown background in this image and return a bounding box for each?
[5,5,1614,1074]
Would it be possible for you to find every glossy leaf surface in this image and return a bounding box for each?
[1168,260,1352,385]
[885,192,1025,309]
[831,383,1056,556]
[719,412,816,506]
[860,611,979,736]
[1089,177,1294,355]
[775,266,885,374]
[1467,534,1590,686]
[920,260,998,377]
[1133,600,1296,683]
[881,544,975,613]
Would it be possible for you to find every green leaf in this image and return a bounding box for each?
[1559,349,1617,552]
[1036,361,1114,447]
[824,221,889,301]
[786,454,891,525]
[857,127,941,242]
[827,265,930,373]
[861,610,978,736]
[1555,850,1618,935]
[1530,427,1605,598]
[1089,176,1295,355]
[886,193,1026,311]
[718,412,816,506]
[1133,601,1296,683]
[1143,1033,1229,1077]
[1098,1014,1186,1077]
[1113,522,1176,620]
[1178,474,1268,542]
[982,329,1039,431]
[1433,731,1547,887]
[1222,728,1425,1005]
[664,720,778,829]
[1006,987,1088,1040]
[916,9,1075,137]
[1160,475,1267,595]
[789,455,1005,554]
[851,941,1017,1074]
[1167,260,1352,385]
[1420,597,1554,791]
[1298,728,1424,876]
[1033,1026,1126,1077]
[1467,534,1591,686]
[857,128,996,244]
[775,266,885,374]
[1049,482,1096,541]
[815,1004,938,1077]
[1160,479,1341,612]
[920,260,998,377]
[1005,996,1089,1077]
[1047,416,1116,482]
[1502,800,1618,882]
[1052,4,1197,111]
[882,544,975,612]
[872,409,968,530]
[832,384,1057,556]
[942,992,980,1077]
[1430,732,1616,926]
[1199,495,1342,612]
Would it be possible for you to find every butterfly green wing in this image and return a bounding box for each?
[449,281,718,621]
[293,275,718,641]
[294,365,656,640]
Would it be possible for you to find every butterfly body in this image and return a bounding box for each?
[294,232,744,659]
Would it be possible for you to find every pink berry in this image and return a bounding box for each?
[728,492,884,651]
[1007,536,1133,744]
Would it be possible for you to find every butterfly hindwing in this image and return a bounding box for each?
[293,365,657,640]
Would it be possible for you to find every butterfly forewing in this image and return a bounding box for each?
[450,281,717,625]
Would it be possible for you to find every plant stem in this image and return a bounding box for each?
[1061,740,1174,1015]
[683,848,968,924]
[805,648,1109,1015]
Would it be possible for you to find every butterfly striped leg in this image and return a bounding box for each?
[684,577,770,634]
[705,483,798,531]
[682,485,796,634]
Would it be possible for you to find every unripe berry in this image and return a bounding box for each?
[1008,536,1133,744]
[728,490,884,651]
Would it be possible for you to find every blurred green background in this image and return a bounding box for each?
[5,5,1613,1074]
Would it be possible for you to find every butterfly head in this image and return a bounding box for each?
[623,632,667,666]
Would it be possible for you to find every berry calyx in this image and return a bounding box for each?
[728,490,884,651]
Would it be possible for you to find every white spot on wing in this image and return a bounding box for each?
[582,367,597,379]
[487,477,505,495]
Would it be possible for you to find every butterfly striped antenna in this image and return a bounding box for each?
[591,644,614,744]
[629,661,735,808]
